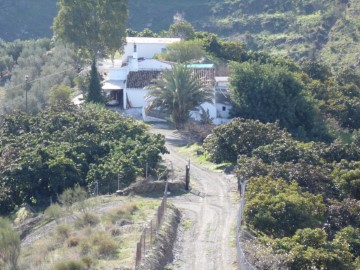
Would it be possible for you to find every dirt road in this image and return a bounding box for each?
[153,127,239,270]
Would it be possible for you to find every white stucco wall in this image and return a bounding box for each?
[126,88,149,108]
[123,37,181,62]
[216,103,231,118]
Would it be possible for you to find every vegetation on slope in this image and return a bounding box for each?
[1,0,359,72]
[203,119,360,269]
[0,104,167,215]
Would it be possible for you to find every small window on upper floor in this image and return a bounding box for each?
[222,106,226,111]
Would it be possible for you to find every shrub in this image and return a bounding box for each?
[203,118,290,163]
[65,235,81,248]
[105,224,121,236]
[0,218,20,270]
[44,203,63,222]
[105,203,138,224]
[79,239,91,255]
[91,232,118,257]
[14,206,33,225]
[55,224,72,239]
[81,256,94,268]
[54,259,86,270]
[59,185,88,210]
[75,213,100,228]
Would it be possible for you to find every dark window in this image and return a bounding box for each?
[222,106,226,111]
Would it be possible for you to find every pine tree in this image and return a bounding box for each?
[86,59,104,104]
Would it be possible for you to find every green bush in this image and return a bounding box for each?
[59,185,88,210]
[91,232,118,257]
[44,203,63,222]
[75,213,100,228]
[203,118,290,163]
[105,203,138,224]
[54,260,86,270]
[245,177,326,237]
[55,224,72,239]
[81,256,94,268]
[0,218,20,270]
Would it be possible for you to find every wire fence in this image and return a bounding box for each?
[236,180,256,270]
[135,181,169,269]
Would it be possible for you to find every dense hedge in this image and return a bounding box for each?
[0,104,167,214]
[203,118,360,269]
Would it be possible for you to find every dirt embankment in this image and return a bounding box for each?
[139,204,181,270]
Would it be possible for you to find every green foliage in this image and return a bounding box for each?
[146,65,214,129]
[168,20,195,40]
[53,0,128,59]
[59,185,88,210]
[334,226,360,258]
[49,85,72,106]
[75,213,100,228]
[331,162,360,200]
[272,228,355,270]
[300,59,332,82]
[55,224,72,239]
[229,61,329,140]
[3,40,78,114]
[194,32,247,62]
[156,40,205,63]
[90,232,118,257]
[86,59,104,104]
[105,203,138,224]
[54,260,86,270]
[0,104,167,214]
[44,203,63,222]
[203,118,290,163]
[0,217,20,270]
[245,177,326,237]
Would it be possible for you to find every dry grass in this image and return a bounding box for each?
[19,196,158,270]
[104,202,138,224]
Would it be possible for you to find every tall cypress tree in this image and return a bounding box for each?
[86,59,104,104]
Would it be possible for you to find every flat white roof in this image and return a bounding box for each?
[215,76,229,82]
[126,37,181,44]
[102,80,125,90]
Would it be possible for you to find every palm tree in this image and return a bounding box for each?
[146,65,214,129]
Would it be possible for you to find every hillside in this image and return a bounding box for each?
[0,0,359,71]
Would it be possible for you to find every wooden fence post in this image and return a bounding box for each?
[185,165,190,191]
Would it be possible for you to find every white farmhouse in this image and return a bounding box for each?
[122,37,181,63]
[101,37,231,124]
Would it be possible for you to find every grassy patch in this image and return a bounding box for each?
[19,195,159,270]
[182,219,192,231]
[177,143,233,172]
[0,86,5,109]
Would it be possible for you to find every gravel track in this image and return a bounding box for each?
[153,127,238,270]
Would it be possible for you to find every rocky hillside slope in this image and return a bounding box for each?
[1,0,359,71]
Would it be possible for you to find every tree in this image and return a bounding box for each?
[245,177,326,238]
[203,118,291,163]
[49,84,72,105]
[229,61,328,140]
[168,20,195,40]
[156,40,205,63]
[272,228,355,269]
[86,59,104,104]
[0,218,20,270]
[146,65,214,129]
[53,0,128,59]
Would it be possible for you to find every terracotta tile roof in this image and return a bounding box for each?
[126,71,161,88]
